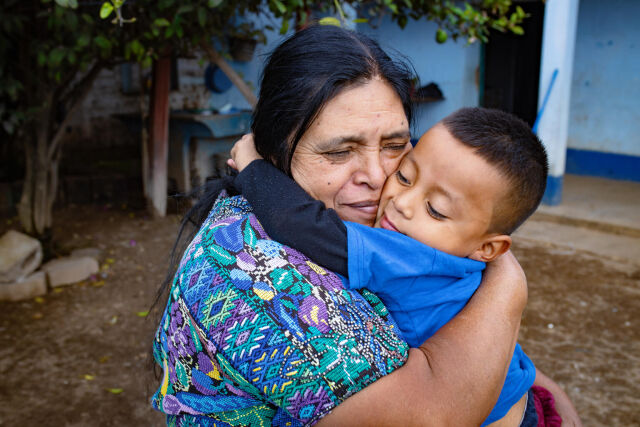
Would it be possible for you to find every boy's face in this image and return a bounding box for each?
[375,124,509,259]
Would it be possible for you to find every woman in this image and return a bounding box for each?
[152,25,578,426]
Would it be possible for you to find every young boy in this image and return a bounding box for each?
[230,107,550,426]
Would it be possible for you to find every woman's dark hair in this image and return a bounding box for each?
[253,24,415,175]
[151,25,415,311]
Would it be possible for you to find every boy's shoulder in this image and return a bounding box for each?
[344,221,485,277]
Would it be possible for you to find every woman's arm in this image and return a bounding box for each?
[317,251,528,426]
[534,369,582,426]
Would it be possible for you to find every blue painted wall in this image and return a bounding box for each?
[359,18,480,138]
[208,17,480,140]
[568,0,640,157]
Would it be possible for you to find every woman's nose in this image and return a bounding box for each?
[353,151,387,190]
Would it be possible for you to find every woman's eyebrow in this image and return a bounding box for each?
[382,130,411,140]
[319,135,366,149]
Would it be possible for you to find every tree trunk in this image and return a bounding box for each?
[17,109,55,236]
[16,64,101,237]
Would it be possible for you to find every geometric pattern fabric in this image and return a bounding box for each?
[152,192,409,425]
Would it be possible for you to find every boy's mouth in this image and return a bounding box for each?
[379,214,399,233]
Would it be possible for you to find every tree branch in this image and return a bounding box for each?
[200,41,258,108]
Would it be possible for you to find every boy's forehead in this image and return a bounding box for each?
[411,125,510,213]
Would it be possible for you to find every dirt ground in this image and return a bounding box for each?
[0,206,638,426]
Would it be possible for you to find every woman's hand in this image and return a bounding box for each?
[227,133,263,171]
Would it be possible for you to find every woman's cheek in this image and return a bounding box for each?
[382,152,405,177]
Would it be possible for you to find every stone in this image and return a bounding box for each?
[70,247,103,263]
[0,230,43,283]
[0,271,47,302]
[41,256,99,288]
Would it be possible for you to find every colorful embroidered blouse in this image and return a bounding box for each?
[151,193,409,426]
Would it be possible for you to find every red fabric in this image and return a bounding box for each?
[532,385,563,427]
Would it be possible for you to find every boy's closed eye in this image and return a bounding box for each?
[427,202,447,220]
[396,170,410,184]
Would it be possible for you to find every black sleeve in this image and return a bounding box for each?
[234,159,348,276]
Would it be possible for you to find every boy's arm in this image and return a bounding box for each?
[234,159,349,276]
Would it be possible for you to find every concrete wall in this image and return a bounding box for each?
[359,18,480,137]
[568,0,640,157]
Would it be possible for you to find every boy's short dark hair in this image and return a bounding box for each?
[441,107,548,235]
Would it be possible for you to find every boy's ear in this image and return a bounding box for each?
[469,235,512,262]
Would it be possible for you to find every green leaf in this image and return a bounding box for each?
[352,18,368,24]
[100,2,114,19]
[318,17,341,27]
[279,17,289,34]
[82,13,94,24]
[106,388,124,394]
[208,0,223,7]
[198,7,206,27]
[154,18,171,27]
[77,34,90,47]
[94,36,111,50]
[54,0,69,7]
[130,39,143,56]
[511,25,524,35]
[136,310,149,317]
[271,0,287,15]
[49,48,65,66]
[176,5,194,14]
[37,51,47,66]
[68,0,78,8]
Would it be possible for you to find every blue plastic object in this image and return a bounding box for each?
[533,68,559,134]
[204,64,233,93]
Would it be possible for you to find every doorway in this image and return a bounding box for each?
[481,1,545,126]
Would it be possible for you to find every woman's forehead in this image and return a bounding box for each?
[299,79,409,148]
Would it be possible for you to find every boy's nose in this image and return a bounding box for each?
[391,190,414,219]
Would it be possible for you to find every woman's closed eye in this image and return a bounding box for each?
[324,149,351,160]
[427,202,447,220]
[383,142,408,152]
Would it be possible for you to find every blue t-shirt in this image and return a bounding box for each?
[345,221,536,425]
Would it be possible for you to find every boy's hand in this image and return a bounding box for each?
[228,133,262,171]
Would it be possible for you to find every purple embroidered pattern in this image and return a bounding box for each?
[152,193,409,426]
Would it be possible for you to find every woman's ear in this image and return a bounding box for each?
[469,235,512,262]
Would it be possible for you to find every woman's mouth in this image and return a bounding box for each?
[379,214,399,232]
[342,201,379,220]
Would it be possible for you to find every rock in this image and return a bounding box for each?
[70,247,103,263]
[0,230,43,283]
[41,256,99,288]
[0,271,47,301]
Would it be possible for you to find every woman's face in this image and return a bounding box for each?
[291,78,411,225]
